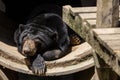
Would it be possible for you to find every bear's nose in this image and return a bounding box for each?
[22,47,31,54]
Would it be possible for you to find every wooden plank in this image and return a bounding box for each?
[86,20,96,28]
[78,11,120,20]
[71,6,120,16]
[99,40,120,58]
[78,13,96,29]
[93,28,120,35]
[104,40,120,47]
[96,0,119,28]
[98,34,120,41]
[93,29,120,58]
[0,41,26,64]
[93,28,120,55]
[78,13,96,20]
[71,7,96,16]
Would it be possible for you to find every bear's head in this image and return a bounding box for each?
[15,24,58,57]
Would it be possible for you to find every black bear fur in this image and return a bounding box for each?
[14,5,70,75]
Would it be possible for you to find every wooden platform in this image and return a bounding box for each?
[63,5,120,76]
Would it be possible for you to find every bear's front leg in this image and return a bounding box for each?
[43,49,65,61]
[31,54,46,75]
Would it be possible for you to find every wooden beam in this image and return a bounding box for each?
[96,0,119,28]
[95,0,119,79]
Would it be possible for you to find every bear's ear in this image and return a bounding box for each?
[51,31,58,41]
[14,24,25,44]
[19,24,25,33]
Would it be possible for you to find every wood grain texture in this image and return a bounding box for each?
[92,28,120,35]
[93,28,120,76]
[93,28,120,58]
[96,0,119,28]
[70,7,96,16]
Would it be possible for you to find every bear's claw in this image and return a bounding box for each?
[32,54,46,75]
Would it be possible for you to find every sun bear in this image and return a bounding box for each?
[14,5,70,75]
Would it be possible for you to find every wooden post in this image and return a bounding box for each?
[94,0,119,80]
[96,0,119,28]
[92,53,118,80]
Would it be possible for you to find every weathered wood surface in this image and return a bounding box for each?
[93,28,120,59]
[95,0,119,79]
[63,5,120,76]
[92,52,118,80]
[92,28,120,77]
[96,0,119,28]
[70,7,97,16]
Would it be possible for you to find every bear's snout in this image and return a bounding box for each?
[22,47,31,55]
[22,39,37,56]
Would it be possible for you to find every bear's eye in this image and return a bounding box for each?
[34,39,42,47]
